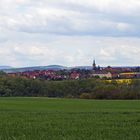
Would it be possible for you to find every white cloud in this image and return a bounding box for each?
[116,23,132,31]
[67,0,140,15]
[0,36,140,67]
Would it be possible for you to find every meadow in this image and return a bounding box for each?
[0,98,140,140]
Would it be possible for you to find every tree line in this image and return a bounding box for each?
[0,72,140,99]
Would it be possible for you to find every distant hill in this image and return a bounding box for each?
[43,65,68,70]
[3,65,68,73]
[1,64,139,73]
[71,66,93,70]
[3,65,94,73]
[0,66,12,70]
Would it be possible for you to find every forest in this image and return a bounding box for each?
[0,71,140,99]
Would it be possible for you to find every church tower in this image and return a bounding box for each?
[93,59,96,70]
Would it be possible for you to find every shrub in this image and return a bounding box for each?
[80,93,91,99]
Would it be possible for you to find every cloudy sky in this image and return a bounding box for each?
[0,0,140,67]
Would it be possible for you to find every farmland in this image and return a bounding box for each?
[0,98,140,140]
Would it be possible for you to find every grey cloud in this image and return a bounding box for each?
[1,0,140,37]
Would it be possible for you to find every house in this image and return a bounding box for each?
[136,73,140,78]
[119,72,140,78]
[92,71,112,79]
[7,73,17,77]
[70,72,80,79]
[111,72,120,79]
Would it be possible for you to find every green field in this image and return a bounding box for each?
[0,98,140,140]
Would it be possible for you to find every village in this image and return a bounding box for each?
[7,60,140,81]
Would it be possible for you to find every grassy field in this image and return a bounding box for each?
[0,98,140,140]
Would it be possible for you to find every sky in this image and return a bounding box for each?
[0,0,140,67]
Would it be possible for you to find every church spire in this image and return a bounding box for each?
[93,59,96,70]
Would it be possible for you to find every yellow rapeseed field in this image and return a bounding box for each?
[106,79,132,84]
